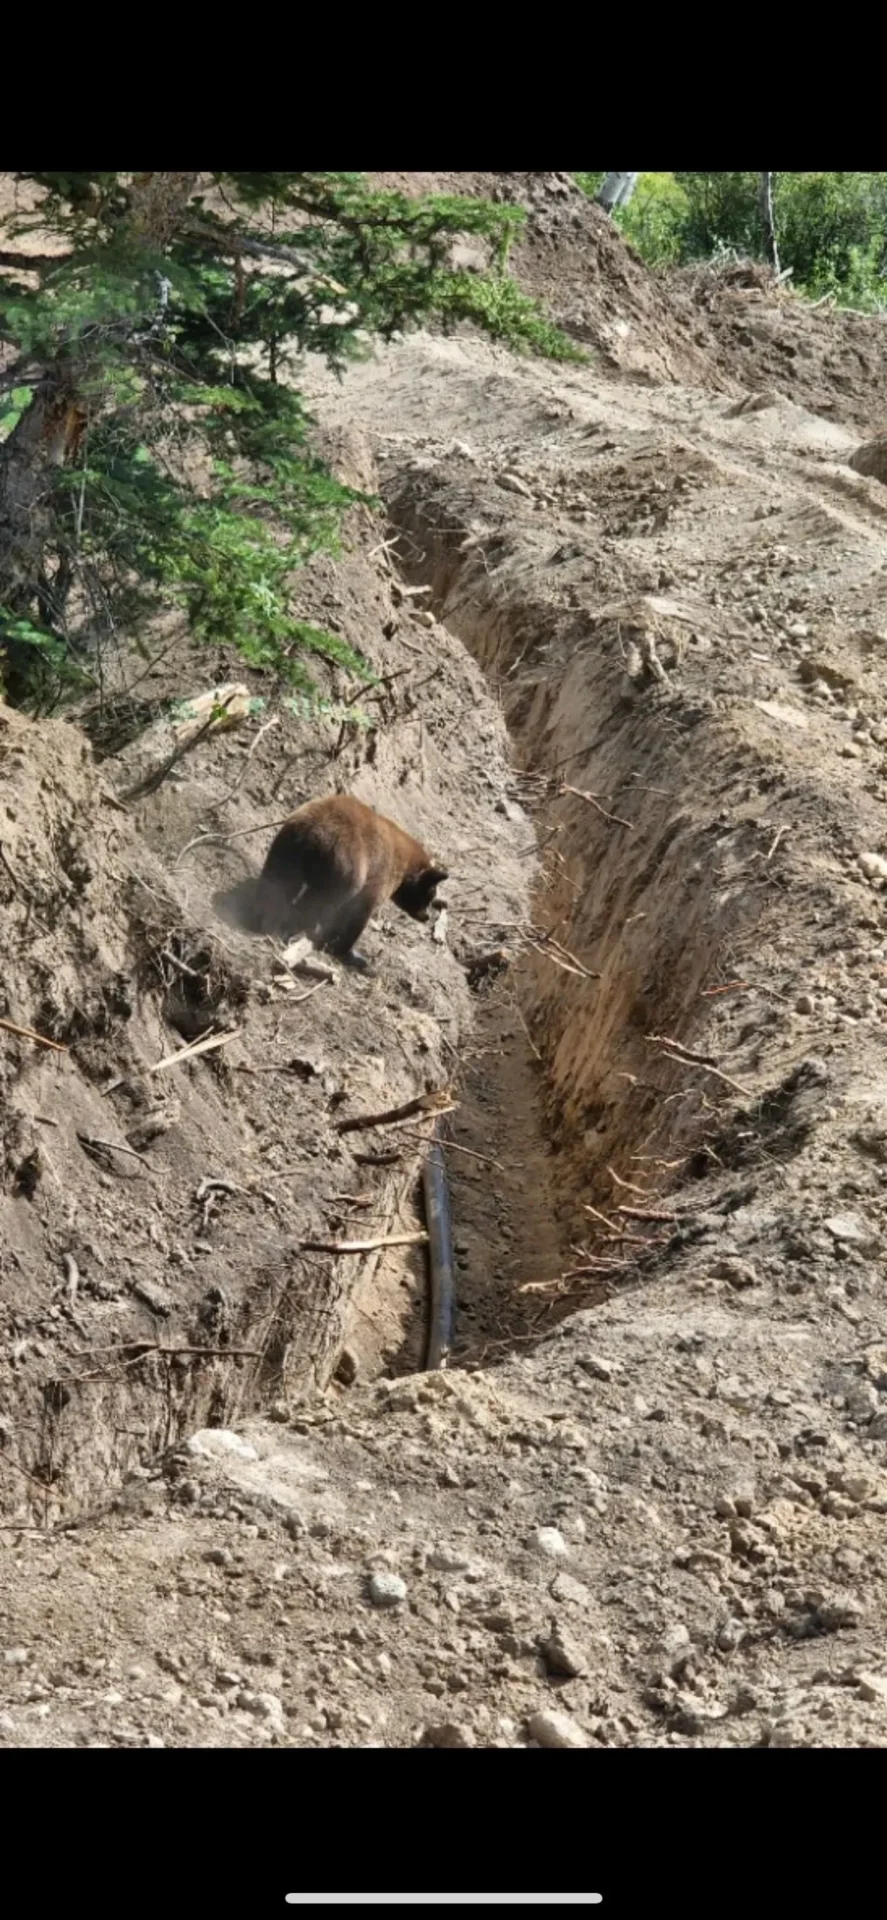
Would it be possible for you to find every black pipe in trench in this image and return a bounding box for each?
[422,1121,455,1370]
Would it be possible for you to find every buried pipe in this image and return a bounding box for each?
[422,1122,456,1370]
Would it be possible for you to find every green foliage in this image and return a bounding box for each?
[774,172,887,306]
[618,174,690,267]
[0,171,574,709]
[577,169,887,310]
[0,385,33,436]
[575,171,690,266]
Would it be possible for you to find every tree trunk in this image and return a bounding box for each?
[596,172,640,214]
[759,172,780,274]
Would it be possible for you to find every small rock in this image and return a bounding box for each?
[144,1733,165,1748]
[858,852,887,882]
[577,1355,620,1381]
[3,1648,29,1667]
[713,1256,760,1290]
[549,1571,592,1609]
[846,1383,879,1422]
[538,1623,586,1678]
[368,1572,407,1608]
[334,1347,359,1387]
[661,1624,691,1661]
[427,1549,472,1573]
[0,1713,16,1734]
[795,993,816,1015]
[527,1708,589,1749]
[815,1595,864,1632]
[186,1429,259,1463]
[855,1671,887,1706]
[531,1527,568,1560]
[204,1547,233,1567]
[237,1690,285,1724]
[823,1214,876,1252]
[497,471,533,499]
[421,1721,476,1748]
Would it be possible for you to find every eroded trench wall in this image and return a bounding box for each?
[388,467,811,1234]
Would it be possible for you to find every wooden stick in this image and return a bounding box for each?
[606,1165,650,1196]
[71,1342,262,1358]
[175,813,300,868]
[118,691,239,803]
[299,1231,429,1254]
[616,1204,679,1223]
[653,1043,752,1099]
[0,1016,66,1052]
[557,784,633,830]
[766,825,788,860]
[647,1032,719,1066]
[148,1029,241,1074]
[396,1126,505,1171]
[525,939,588,980]
[77,1133,153,1168]
[335,1092,453,1135]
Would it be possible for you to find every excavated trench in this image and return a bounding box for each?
[381,464,806,1355]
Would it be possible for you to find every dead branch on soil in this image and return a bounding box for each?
[117,691,240,803]
[216,714,282,804]
[77,1133,154,1172]
[606,1165,650,1196]
[299,1231,429,1255]
[335,1091,454,1135]
[647,1033,752,1099]
[65,1340,262,1384]
[524,929,600,980]
[557,783,634,829]
[0,1016,67,1051]
[394,1125,505,1171]
[148,1029,241,1074]
[354,1149,403,1167]
[616,1204,680,1223]
[71,1342,261,1359]
[174,812,299,868]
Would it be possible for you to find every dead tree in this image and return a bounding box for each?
[595,173,640,215]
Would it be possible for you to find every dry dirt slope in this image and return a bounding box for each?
[4,178,887,1752]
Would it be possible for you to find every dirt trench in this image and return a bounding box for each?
[380,464,797,1342]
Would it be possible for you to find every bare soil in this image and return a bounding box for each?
[4,172,887,1752]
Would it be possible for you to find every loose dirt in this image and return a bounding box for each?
[4,172,887,1751]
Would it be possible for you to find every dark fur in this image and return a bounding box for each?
[255,794,448,959]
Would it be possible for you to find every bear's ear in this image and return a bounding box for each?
[424,866,449,888]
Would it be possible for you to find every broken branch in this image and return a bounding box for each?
[557,784,633,830]
[335,1092,453,1135]
[299,1232,429,1254]
[0,1016,66,1052]
[148,1029,240,1074]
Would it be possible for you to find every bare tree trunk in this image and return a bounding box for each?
[759,172,780,275]
[596,173,640,215]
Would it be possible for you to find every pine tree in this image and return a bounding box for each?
[0,172,576,709]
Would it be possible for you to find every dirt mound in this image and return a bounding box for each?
[681,257,887,436]
[374,169,727,387]
[375,173,887,435]
[0,486,532,1527]
[9,182,887,1755]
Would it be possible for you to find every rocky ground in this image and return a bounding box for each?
[3,173,887,1753]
